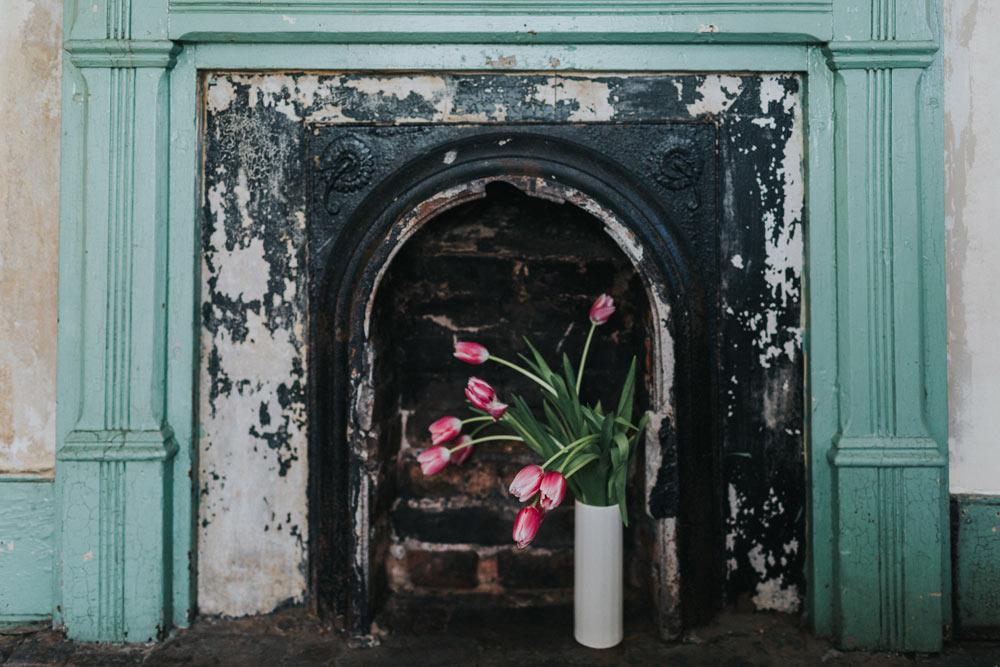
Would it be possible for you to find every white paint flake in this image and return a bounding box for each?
[206,77,237,113]
[686,75,744,116]
[753,578,801,613]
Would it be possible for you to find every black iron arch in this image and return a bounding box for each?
[307,127,723,634]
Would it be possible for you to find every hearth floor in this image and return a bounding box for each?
[2,608,998,666]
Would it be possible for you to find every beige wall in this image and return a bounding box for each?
[0,1,997,491]
[945,0,1000,494]
[0,0,61,475]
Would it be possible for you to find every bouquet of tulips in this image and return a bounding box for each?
[417,294,648,549]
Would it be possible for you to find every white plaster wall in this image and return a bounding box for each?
[0,0,61,475]
[945,0,1000,494]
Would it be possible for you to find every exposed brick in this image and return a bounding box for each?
[377,182,646,602]
[392,504,511,545]
[497,549,574,589]
[391,502,572,548]
[397,444,535,501]
[406,550,480,589]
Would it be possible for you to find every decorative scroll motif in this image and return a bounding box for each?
[646,140,703,210]
[320,137,375,215]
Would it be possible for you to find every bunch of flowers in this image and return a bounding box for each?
[417,294,648,548]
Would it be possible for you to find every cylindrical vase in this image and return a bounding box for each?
[574,500,623,649]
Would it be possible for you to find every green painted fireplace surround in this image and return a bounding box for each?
[40,0,946,650]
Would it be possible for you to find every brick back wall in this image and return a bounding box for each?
[373,182,650,602]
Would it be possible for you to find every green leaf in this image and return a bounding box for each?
[523,337,557,383]
[563,453,599,479]
[613,432,630,464]
[615,357,637,425]
[561,354,579,401]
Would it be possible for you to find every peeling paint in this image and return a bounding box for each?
[686,75,744,117]
[200,71,804,620]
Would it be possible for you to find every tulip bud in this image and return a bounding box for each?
[509,464,544,502]
[485,400,508,421]
[588,294,616,325]
[513,506,544,549]
[454,341,490,364]
[538,471,567,511]
[428,416,462,445]
[450,435,473,466]
[417,446,451,476]
[465,377,496,410]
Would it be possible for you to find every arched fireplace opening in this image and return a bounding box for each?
[309,131,723,639]
[371,181,653,624]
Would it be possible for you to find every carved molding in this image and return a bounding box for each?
[59,429,178,462]
[824,40,937,70]
[169,0,833,15]
[65,40,180,69]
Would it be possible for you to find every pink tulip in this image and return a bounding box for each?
[589,294,616,325]
[417,446,451,475]
[538,471,567,511]
[428,416,462,445]
[509,464,544,502]
[454,341,490,365]
[485,400,508,420]
[450,435,473,466]
[513,506,544,549]
[465,377,496,410]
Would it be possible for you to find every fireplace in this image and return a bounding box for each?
[50,0,948,650]
[196,72,805,638]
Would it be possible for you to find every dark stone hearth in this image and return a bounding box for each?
[3,610,997,666]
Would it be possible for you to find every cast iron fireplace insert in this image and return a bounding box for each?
[307,123,722,635]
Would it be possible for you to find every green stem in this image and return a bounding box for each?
[448,434,524,453]
[489,355,557,396]
[541,434,599,470]
[575,322,597,395]
[461,416,493,426]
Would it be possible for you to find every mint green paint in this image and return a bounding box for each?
[167,0,835,43]
[823,0,948,650]
[42,0,947,650]
[55,0,178,643]
[953,495,1000,637]
[0,477,54,624]
[803,46,837,638]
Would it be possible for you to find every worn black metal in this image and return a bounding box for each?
[308,123,723,633]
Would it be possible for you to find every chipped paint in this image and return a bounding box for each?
[686,75,744,116]
[201,71,804,622]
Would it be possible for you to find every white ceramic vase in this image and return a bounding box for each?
[574,500,623,649]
